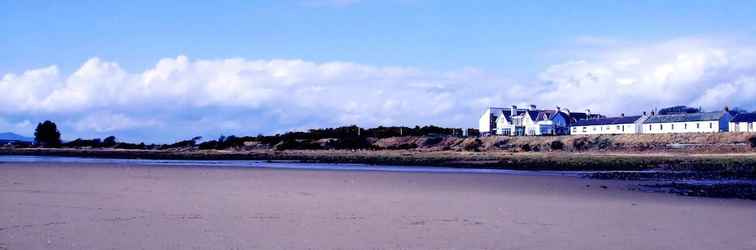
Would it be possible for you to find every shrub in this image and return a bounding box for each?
[464,139,482,152]
[520,144,531,152]
[421,136,444,146]
[572,138,589,151]
[387,143,418,150]
[550,141,564,150]
[275,139,323,151]
[493,139,510,149]
[101,136,117,148]
[750,135,756,148]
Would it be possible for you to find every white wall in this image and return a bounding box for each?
[571,124,637,135]
[641,121,720,134]
[479,109,493,135]
[730,122,755,132]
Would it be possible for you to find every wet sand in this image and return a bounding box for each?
[1,162,755,249]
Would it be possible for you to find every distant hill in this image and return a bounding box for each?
[0,132,33,142]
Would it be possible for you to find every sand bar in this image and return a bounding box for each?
[1,162,755,249]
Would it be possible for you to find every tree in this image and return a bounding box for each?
[102,136,117,147]
[34,120,61,147]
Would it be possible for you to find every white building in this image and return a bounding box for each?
[571,115,646,135]
[480,105,596,136]
[494,105,577,136]
[641,111,732,134]
[478,107,507,136]
[729,112,756,132]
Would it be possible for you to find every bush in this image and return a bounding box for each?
[550,141,564,150]
[572,138,589,151]
[63,138,101,148]
[386,143,418,150]
[493,139,510,149]
[750,135,756,148]
[101,136,117,148]
[464,139,482,152]
[421,136,444,146]
[275,139,323,151]
[520,144,532,152]
[325,137,371,150]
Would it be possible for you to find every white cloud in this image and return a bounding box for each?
[0,55,517,141]
[536,38,756,115]
[1,37,755,142]
[73,112,161,133]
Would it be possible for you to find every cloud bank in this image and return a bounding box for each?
[1,38,754,142]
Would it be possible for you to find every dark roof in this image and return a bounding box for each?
[644,112,726,124]
[573,116,643,126]
[731,112,756,122]
[526,111,540,121]
[569,112,588,121]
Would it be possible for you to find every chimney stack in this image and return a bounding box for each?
[724,106,730,112]
[643,111,647,116]
[511,105,517,111]
[556,106,561,112]
[529,104,537,111]
[586,109,591,118]
[621,113,625,117]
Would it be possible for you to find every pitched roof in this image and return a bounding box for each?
[526,111,541,121]
[644,111,726,124]
[573,116,643,126]
[731,112,756,122]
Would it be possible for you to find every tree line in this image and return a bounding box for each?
[25,121,477,150]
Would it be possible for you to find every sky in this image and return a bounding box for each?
[2,0,756,143]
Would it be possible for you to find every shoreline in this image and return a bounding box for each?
[2,147,756,171]
[0,149,756,200]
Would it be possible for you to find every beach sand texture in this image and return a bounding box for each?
[1,163,755,249]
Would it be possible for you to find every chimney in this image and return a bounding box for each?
[586,109,591,118]
[556,106,561,112]
[564,108,570,114]
[529,104,537,110]
[511,105,517,111]
[651,111,655,116]
[642,111,647,116]
[621,113,625,117]
[724,106,730,112]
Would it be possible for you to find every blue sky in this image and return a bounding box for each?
[2,1,756,142]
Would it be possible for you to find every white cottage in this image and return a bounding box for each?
[642,111,731,134]
[478,107,507,136]
[571,115,646,135]
[729,112,756,132]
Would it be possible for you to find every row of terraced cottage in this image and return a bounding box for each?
[479,105,756,136]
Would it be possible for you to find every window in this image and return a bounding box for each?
[671,124,675,130]
[660,124,663,130]
[684,123,687,129]
[616,125,621,130]
[649,125,652,131]
[697,123,700,129]
[710,122,713,129]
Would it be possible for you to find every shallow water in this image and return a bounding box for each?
[1,155,754,186]
[0,155,589,176]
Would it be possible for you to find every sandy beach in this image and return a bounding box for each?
[1,162,755,249]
